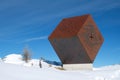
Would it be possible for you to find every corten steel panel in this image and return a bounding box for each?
[78,15,104,62]
[49,37,91,64]
[49,14,89,39]
[49,14,104,64]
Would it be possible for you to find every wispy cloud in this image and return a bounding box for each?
[0,0,119,40]
[0,0,27,11]
[23,36,48,43]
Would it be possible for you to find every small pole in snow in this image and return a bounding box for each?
[39,58,42,68]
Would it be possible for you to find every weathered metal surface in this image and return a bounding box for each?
[49,14,104,64]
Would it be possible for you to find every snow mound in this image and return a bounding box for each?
[2,54,60,68]
[3,54,23,64]
[96,65,120,70]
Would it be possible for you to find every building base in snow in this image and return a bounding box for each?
[63,63,93,70]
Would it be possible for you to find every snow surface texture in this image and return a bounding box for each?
[0,54,120,80]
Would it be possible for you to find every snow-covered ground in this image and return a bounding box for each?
[0,54,120,80]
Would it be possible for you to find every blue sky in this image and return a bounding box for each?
[0,0,120,67]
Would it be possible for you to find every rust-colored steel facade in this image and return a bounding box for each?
[49,14,104,64]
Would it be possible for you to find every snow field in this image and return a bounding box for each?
[0,54,120,80]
